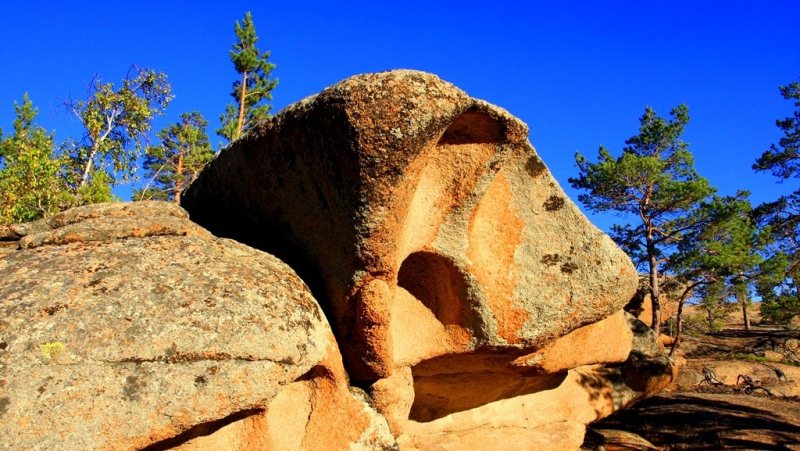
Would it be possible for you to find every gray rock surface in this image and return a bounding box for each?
[626,312,663,358]
[0,202,333,450]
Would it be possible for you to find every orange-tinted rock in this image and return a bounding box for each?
[181,70,674,448]
[398,361,671,449]
[386,310,674,447]
[370,366,415,435]
[636,292,681,328]
[659,334,675,346]
[2,67,672,449]
[513,310,633,373]
[175,338,395,450]
[398,420,587,450]
[183,70,638,380]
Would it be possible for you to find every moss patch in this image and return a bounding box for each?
[525,155,546,177]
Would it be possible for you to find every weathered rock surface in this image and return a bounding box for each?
[388,309,674,449]
[0,202,393,450]
[399,420,587,450]
[513,310,633,374]
[183,69,637,380]
[2,72,675,450]
[181,70,672,449]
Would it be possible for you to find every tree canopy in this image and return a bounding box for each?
[672,192,767,330]
[66,67,172,204]
[217,11,277,145]
[752,77,800,322]
[136,112,214,203]
[570,105,714,333]
[754,80,800,179]
[0,94,67,224]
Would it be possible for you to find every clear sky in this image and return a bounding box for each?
[1,1,798,232]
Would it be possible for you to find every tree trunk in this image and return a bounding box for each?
[173,152,183,205]
[647,233,662,335]
[736,276,751,331]
[235,71,248,141]
[78,146,98,189]
[669,296,684,357]
[669,282,700,357]
[742,301,751,331]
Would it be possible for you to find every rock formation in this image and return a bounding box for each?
[1,70,675,450]
[0,202,393,450]
[182,70,638,377]
[181,70,674,448]
[790,314,800,330]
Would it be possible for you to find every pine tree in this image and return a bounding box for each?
[0,94,68,224]
[756,251,799,322]
[570,105,714,334]
[754,79,800,178]
[217,12,277,144]
[136,112,214,203]
[66,67,172,203]
[674,193,767,331]
[752,77,800,323]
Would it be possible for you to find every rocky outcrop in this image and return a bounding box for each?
[183,69,637,379]
[385,313,673,449]
[790,315,800,330]
[182,70,671,448]
[2,71,676,450]
[0,202,394,450]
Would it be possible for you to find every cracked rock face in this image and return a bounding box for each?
[0,201,394,450]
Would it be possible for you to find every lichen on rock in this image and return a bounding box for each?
[180,70,670,448]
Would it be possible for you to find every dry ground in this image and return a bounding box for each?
[584,306,800,450]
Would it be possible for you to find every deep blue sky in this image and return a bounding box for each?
[1,1,798,231]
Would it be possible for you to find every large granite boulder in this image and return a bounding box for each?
[182,69,638,379]
[182,70,671,448]
[0,202,393,450]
